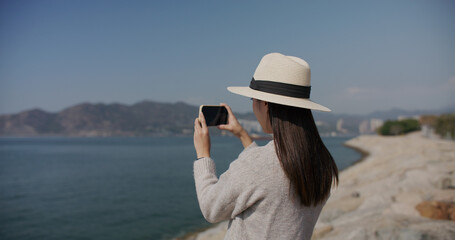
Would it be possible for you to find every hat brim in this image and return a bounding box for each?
[227,86,331,112]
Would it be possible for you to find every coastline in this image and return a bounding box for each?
[179,132,455,239]
[175,222,228,240]
[174,223,225,240]
[342,141,370,170]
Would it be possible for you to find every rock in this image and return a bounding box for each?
[415,201,455,220]
[194,222,228,240]
[314,133,455,240]
[435,176,453,189]
[448,205,455,220]
[312,223,333,239]
[393,192,422,208]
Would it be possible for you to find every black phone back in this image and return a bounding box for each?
[201,106,228,126]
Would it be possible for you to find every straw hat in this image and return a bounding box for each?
[227,52,331,112]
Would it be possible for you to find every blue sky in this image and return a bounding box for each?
[1,0,454,115]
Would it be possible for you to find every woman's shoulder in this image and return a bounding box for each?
[227,140,286,189]
[231,140,278,171]
[238,140,275,159]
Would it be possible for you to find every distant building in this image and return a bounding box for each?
[359,120,369,134]
[358,118,383,134]
[336,119,348,134]
[238,119,262,134]
[370,118,384,133]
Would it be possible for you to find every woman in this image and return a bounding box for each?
[193,53,338,239]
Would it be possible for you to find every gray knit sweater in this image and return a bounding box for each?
[193,141,326,240]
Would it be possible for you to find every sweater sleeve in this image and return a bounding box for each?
[193,142,265,223]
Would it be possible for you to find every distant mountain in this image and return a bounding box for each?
[0,101,199,136]
[1,101,453,137]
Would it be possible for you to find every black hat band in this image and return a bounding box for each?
[249,78,311,99]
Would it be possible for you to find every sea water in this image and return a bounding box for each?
[0,136,360,240]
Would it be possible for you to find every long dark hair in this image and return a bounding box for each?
[268,102,338,206]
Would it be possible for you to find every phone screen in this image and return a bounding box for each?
[201,106,228,126]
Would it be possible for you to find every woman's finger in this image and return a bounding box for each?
[199,112,207,129]
[194,118,201,130]
[217,124,230,130]
[220,103,234,116]
[220,103,238,124]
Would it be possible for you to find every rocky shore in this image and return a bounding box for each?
[181,132,455,240]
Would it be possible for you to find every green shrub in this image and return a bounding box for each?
[378,119,420,136]
[435,114,455,139]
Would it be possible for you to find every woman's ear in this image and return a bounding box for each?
[264,101,270,120]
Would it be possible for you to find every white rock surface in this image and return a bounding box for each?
[314,132,455,240]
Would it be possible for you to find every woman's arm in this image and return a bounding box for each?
[193,154,264,223]
[193,108,261,223]
[194,111,211,158]
[237,129,253,148]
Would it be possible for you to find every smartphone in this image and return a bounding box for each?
[199,105,228,126]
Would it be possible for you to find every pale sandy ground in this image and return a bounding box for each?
[182,132,455,240]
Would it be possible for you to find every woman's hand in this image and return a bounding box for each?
[218,103,253,148]
[217,103,244,137]
[194,112,211,159]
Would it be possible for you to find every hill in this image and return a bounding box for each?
[0,101,199,136]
